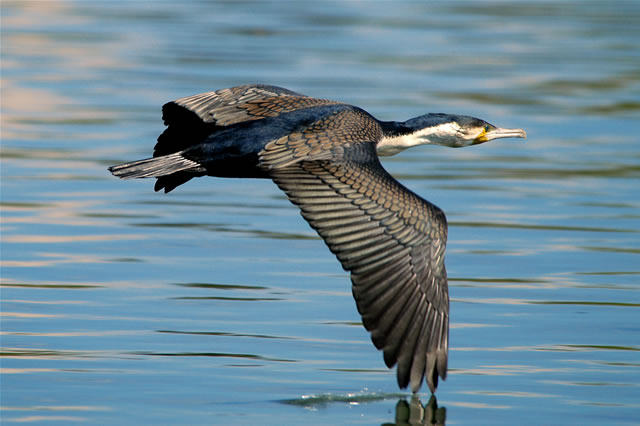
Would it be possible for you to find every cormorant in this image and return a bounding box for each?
[109,84,526,393]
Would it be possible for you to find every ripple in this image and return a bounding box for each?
[174,282,268,290]
[451,221,636,233]
[131,351,296,363]
[529,300,640,308]
[171,296,283,302]
[156,329,295,340]
[279,391,405,407]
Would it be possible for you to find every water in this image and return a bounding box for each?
[1,1,639,424]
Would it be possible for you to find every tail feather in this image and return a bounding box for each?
[109,152,202,179]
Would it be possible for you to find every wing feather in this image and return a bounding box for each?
[382,287,422,365]
[167,84,337,126]
[396,293,427,389]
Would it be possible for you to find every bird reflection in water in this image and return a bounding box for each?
[389,395,446,426]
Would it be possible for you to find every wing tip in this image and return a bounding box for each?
[401,348,448,394]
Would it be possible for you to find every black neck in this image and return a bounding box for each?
[378,120,412,138]
[380,113,460,138]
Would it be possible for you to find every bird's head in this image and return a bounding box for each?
[406,113,527,148]
[377,113,526,156]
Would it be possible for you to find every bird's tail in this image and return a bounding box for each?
[108,152,202,179]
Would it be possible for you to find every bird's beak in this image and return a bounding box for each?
[474,127,527,145]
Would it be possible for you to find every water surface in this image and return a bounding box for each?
[1,1,639,424]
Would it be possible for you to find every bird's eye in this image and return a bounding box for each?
[484,125,491,132]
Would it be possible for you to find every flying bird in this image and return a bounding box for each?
[109,84,526,393]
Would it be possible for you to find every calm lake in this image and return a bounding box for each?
[1,1,639,424]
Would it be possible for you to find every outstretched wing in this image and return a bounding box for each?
[153,84,339,192]
[166,84,338,126]
[262,109,449,393]
[155,84,338,156]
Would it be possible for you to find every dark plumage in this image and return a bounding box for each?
[109,84,526,393]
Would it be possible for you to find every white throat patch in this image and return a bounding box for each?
[376,122,462,156]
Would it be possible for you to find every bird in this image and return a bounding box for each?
[109,84,526,393]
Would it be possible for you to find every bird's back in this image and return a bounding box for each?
[154,84,341,156]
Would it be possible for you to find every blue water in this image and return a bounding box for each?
[2,1,639,424]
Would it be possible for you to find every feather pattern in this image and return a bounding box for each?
[167,84,338,126]
[108,153,203,179]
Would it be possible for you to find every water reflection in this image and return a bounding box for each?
[390,396,446,426]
